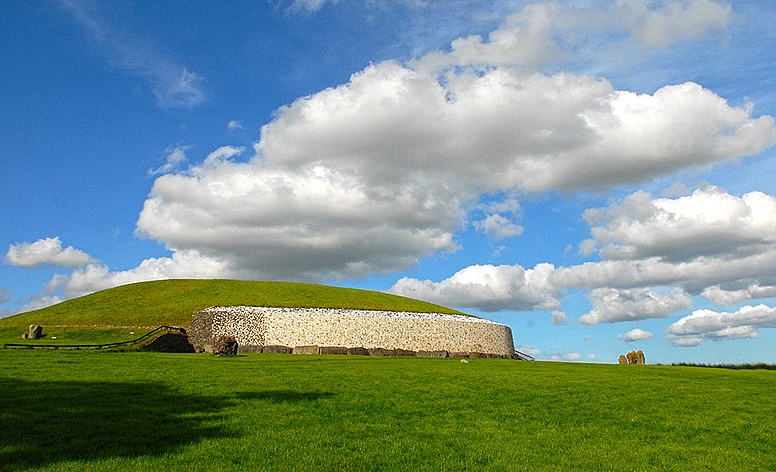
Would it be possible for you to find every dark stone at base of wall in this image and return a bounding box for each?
[319,346,349,355]
[417,350,449,358]
[263,345,293,354]
[391,349,417,357]
[225,345,514,359]
[293,345,320,355]
[448,352,470,358]
[238,345,263,353]
[367,348,393,356]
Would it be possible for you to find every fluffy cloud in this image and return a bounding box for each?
[397,186,776,319]
[580,287,692,324]
[419,1,731,70]
[668,304,776,346]
[46,249,235,300]
[474,214,524,239]
[618,328,654,342]
[556,186,776,295]
[259,62,774,193]
[227,120,244,130]
[701,282,776,306]
[6,237,96,268]
[137,157,461,281]
[389,263,561,313]
[584,185,776,263]
[137,54,773,283]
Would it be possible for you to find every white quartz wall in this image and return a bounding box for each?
[196,307,514,356]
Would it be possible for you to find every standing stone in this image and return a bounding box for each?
[637,350,645,365]
[28,325,43,340]
[618,354,628,365]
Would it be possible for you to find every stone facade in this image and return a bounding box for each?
[188,307,515,358]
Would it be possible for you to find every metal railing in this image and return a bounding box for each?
[513,349,535,361]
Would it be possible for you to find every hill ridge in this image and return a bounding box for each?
[0,279,466,327]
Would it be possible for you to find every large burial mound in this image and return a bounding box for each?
[0,279,464,328]
[1,279,515,357]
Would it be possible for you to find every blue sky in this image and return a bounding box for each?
[3,0,776,364]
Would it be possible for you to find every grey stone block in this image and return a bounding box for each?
[263,345,292,354]
[368,348,392,356]
[417,350,449,358]
[319,346,348,355]
[293,345,320,355]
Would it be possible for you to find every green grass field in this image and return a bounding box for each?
[1,350,774,471]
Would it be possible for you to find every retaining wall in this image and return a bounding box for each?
[188,307,515,357]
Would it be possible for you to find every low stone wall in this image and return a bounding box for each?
[188,307,515,357]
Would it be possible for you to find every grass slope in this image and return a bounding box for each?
[0,279,464,329]
[1,351,774,471]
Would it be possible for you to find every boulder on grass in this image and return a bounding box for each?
[28,325,43,340]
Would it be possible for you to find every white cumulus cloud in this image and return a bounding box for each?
[584,185,776,263]
[701,282,776,306]
[668,304,776,346]
[474,214,524,239]
[46,249,235,300]
[6,237,96,268]
[401,186,776,319]
[618,328,654,342]
[389,263,561,313]
[580,287,692,324]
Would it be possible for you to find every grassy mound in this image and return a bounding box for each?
[0,279,464,329]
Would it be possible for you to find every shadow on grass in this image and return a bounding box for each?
[235,390,336,403]
[0,378,235,471]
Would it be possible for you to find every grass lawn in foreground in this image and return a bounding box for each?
[1,350,774,471]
